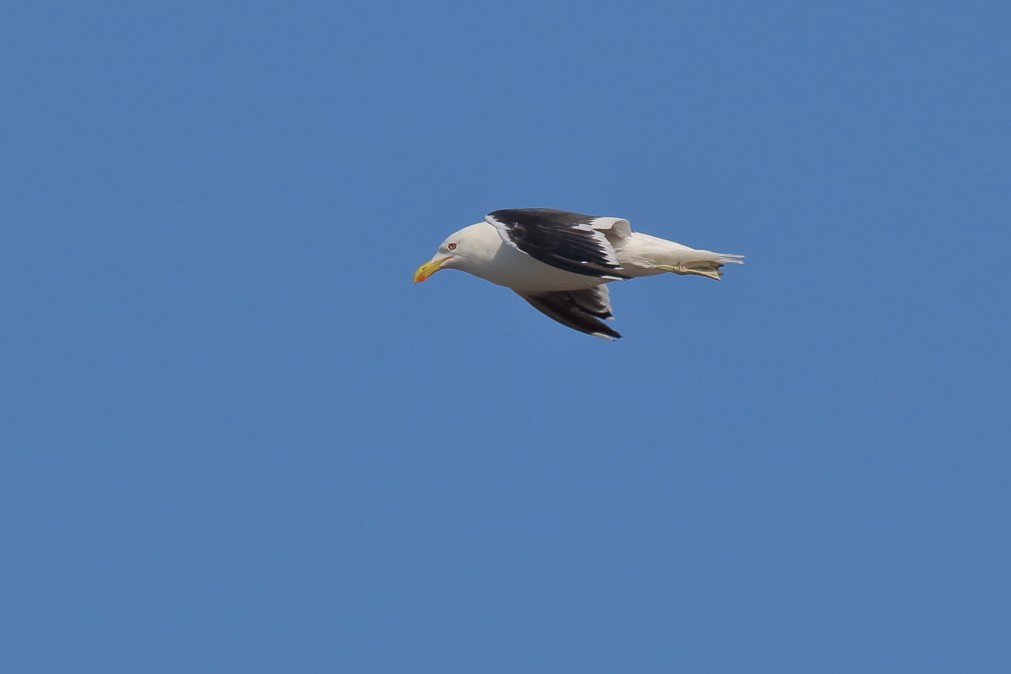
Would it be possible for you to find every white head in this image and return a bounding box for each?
[412,223,496,283]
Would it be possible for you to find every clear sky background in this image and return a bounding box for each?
[2,1,1009,672]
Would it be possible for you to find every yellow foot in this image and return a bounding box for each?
[655,263,723,280]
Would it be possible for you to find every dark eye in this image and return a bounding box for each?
[447,242,458,251]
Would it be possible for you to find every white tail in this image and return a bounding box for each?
[616,232,744,280]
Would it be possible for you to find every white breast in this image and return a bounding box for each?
[457,222,609,292]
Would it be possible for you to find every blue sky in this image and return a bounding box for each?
[2,1,1010,671]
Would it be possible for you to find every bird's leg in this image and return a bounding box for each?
[655,262,723,281]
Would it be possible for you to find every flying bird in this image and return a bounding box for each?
[413,208,743,339]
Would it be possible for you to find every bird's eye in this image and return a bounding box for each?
[447,242,458,251]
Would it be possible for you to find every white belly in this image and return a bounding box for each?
[470,240,610,292]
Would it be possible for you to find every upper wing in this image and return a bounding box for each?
[486,208,631,280]
[514,285,622,340]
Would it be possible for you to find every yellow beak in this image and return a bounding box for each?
[413,256,450,284]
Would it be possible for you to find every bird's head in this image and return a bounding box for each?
[412,224,490,283]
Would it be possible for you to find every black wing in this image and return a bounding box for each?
[486,208,631,280]
[514,286,622,340]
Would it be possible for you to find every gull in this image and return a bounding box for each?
[413,208,743,339]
